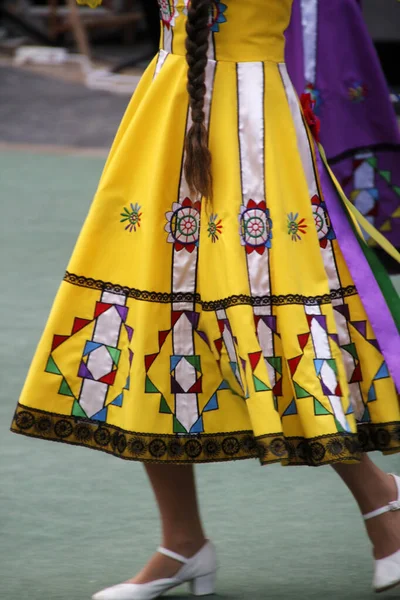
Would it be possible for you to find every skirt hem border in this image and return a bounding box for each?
[11,404,400,467]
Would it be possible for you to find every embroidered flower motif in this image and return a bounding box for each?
[348,81,368,103]
[120,203,142,233]
[304,82,322,115]
[207,214,223,243]
[165,197,201,253]
[239,199,273,255]
[311,195,335,248]
[182,1,227,30]
[159,0,179,29]
[300,93,321,143]
[210,1,227,32]
[287,212,307,241]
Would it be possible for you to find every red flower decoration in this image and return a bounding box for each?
[300,93,321,143]
[165,197,201,253]
[239,199,273,255]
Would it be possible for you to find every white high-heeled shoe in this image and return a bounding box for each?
[92,541,217,600]
[363,474,400,593]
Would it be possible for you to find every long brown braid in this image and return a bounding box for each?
[184,0,213,199]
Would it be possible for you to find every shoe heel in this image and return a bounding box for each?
[190,572,216,596]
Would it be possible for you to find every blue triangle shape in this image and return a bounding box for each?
[374,362,389,381]
[229,361,238,374]
[83,341,102,356]
[92,406,108,422]
[218,380,230,391]
[368,384,377,402]
[190,416,204,434]
[313,359,324,376]
[170,355,182,371]
[346,403,354,415]
[111,393,123,407]
[204,393,218,412]
[361,405,370,423]
[124,375,130,390]
[283,399,297,416]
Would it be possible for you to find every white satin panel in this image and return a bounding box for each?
[280,64,364,419]
[300,0,318,85]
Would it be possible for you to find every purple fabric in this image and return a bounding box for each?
[315,147,400,393]
[285,0,304,95]
[285,0,400,158]
[332,152,400,238]
[285,0,400,248]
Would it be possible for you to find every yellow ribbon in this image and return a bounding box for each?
[76,0,103,7]
[318,143,400,265]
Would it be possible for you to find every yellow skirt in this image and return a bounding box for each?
[11,51,400,466]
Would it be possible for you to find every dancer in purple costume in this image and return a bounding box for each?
[285,0,400,251]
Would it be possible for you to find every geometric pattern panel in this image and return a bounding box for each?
[214,309,245,395]
[144,323,229,436]
[284,306,352,434]
[44,290,133,420]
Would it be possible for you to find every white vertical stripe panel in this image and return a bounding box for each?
[329,396,349,432]
[93,307,121,347]
[178,59,216,203]
[163,27,173,54]
[247,254,271,308]
[237,62,271,302]
[280,67,364,425]
[173,313,194,355]
[154,49,168,79]
[175,393,199,432]
[172,58,216,308]
[207,33,216,61]
[101,291,127,306]
[237,62,274,386]
[80,380,108,418]
[331,304,365,419]
[279,64,318,197]
[300,0,318,84]
[237,62,265,201]
[279,64,342,292]
[309,318,331,358]
[171,59,216,431]
[305,305,350,432]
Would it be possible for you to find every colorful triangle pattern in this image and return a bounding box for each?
[45,356,61,375]
[72,400,87,418]
[190,416,204,434]
[159,396,172,414]
[111,393,124,407]
[294,382,311,399]
[59,378,74,397]
[173,416,187,434]
[283,398,297,416]
[314,398,331,416]
[204,393,219,412]
[253,376,271,392]
[374,362,389,381]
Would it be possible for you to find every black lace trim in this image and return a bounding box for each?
[11,405,400,467]
[329,143,400,165]
[63,272,357,310]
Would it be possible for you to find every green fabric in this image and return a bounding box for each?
[319,144,400,332]
[360,241,400,332]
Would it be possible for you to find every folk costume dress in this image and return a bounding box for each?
[285,0,400,249]
[11,0,400,467]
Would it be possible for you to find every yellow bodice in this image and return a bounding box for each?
[159,0,294,62]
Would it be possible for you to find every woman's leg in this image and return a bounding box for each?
[333,455,400,559]
[130,464,206,584]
